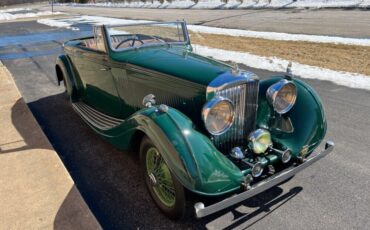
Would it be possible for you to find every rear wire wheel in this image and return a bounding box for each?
[140,136,186,219]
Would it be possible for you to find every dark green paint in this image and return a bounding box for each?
[110,46,230,86]
[56,26,327,196]
[257,76,327,157]
[73,104,243,195]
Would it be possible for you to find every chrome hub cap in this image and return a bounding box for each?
[148,173,158,186]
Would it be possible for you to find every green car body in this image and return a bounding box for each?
[56,22,327,204]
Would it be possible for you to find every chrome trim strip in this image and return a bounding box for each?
[72,102,124,130]
[76,104,115,128]
[206,71,258,100]
[77,103,122,125]
[208,71,259,151]
[74,104,112,129]
[194,140,334,218]
[213,85,246,150]
[77,103,120,125]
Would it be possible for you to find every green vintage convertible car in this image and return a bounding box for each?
[55,21,334,219]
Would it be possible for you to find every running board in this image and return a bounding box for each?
[72,102,124,130]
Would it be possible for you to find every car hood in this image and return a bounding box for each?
[110,46,230,86]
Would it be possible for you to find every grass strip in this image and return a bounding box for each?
[190,32,370,76]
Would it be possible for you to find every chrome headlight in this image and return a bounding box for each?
[266,79,297,114]
[202,96,235,135]
[248,129,272,154]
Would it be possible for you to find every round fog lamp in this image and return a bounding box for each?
[248,129,272,154]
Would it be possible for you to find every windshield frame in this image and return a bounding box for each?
[104,21,190,52]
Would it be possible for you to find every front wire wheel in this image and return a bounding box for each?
[140,136,186,220]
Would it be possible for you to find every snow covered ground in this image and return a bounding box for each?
[194,45,370,90]
[188,25,370,46]
[0,8,63,21]
[37,16,149,29]
[57,0,370,9]
[36,16,370,90]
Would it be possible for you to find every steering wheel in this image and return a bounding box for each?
[115,37,144,49]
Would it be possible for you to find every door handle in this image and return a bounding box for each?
[100,67,111,71]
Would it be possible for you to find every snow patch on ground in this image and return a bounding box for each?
[0,8,31,13]
[0,8,63,21]
[37,16,370,46]
[188,25,370,46]
[37,16,151,29]
[193,45,370,90]
[36,18,71,28]
[56,0,370,9]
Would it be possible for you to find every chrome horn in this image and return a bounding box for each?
[245,161,264,177]
[270,147,292,163]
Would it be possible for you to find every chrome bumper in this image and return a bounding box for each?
[194,140,334,218]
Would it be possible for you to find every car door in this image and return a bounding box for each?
[73,26,122,117]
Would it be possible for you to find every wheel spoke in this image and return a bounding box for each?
[159,184,175,198]
[153,163,163,174]
[161,183,175,194]
[146,146,176,207]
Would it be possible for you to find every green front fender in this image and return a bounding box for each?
[99,106,244,196]
[257,76,327,157]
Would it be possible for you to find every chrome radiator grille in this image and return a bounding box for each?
[213,81,259,151]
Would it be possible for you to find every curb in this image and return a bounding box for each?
[0,61,102,229]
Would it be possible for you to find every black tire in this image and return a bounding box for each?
[56,66,68,97]
[140,136,187,220]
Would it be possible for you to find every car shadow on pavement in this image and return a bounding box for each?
[27,92,302,229]
[1,98,53,154]
[222,186,302,229]
[53,185,101,230]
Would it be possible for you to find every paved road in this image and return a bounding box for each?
[44,5,370,38]
[1,20,370,229]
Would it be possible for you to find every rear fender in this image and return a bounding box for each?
[55,54,79,100]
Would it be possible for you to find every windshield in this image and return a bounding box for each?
[106,21,189,51]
